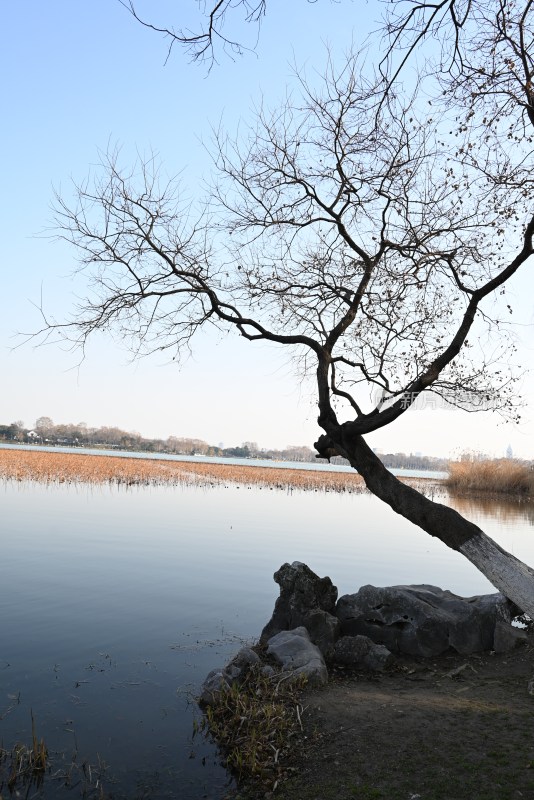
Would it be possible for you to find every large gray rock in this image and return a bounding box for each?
[333,635,393,672]
[260,562,340,657]
[266,626,328,685]
[336,584,516,657]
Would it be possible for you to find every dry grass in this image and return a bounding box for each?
[0,711,48,794]
[0,447,369,492]
[0,447,443,496]
[446,458,534,499]
[196,664,308,794]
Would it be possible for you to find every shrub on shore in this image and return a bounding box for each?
[446,458,534,498]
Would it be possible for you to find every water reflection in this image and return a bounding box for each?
[447,492,534,525]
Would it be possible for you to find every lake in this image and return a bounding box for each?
[1,478,533,798]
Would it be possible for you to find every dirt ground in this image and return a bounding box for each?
[268,644,534,800]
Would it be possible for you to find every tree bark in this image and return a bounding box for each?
[316,431,534,618]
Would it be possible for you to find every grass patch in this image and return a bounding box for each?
[446,458,534,498]
[197,664,308,795]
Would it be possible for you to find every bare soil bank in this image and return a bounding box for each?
[238,646,534,800]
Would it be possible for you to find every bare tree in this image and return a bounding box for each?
[382,0,534,122]
[119,0,268,65]
[35,416,54,436]
[120,0,532,92]
[46,5,534,613]
[120,0,534,135]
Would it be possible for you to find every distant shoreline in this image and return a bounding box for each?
[0,442,448,477]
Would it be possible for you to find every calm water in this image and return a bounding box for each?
[1,480,533,798]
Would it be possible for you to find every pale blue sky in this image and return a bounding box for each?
[1,1,533,457]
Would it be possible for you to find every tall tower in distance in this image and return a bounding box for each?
[506,444,513,459]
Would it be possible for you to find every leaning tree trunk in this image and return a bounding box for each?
[316,432,534,618]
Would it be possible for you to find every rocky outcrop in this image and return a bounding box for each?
[260,561,340,657]
[200,565,526,708]
[336,584,518,657]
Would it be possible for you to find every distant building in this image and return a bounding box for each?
[506,444,513,459]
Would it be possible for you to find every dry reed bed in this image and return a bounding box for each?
[0,448,370,493]
[446,459,534,499]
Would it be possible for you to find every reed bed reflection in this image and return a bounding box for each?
[448,494,534,525]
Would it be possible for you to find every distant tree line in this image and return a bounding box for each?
[370,453,449,472]
[0,417,449,470]
[0,418,317,462]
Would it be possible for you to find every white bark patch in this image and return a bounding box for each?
[460,532,534,617]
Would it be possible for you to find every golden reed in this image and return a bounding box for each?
[446,459,534,498]
[0,447,367,492]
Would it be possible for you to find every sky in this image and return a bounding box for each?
[1,1,533,457]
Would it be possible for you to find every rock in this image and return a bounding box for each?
[199,668,230,706]
[493,620,527,653]
[336,584,516,657]
[198,646,261,706]
[266,626,328,685]
[333,635,393,671]
[230,646,261,669]
[260,562,340,656]
[302,608,341,659]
